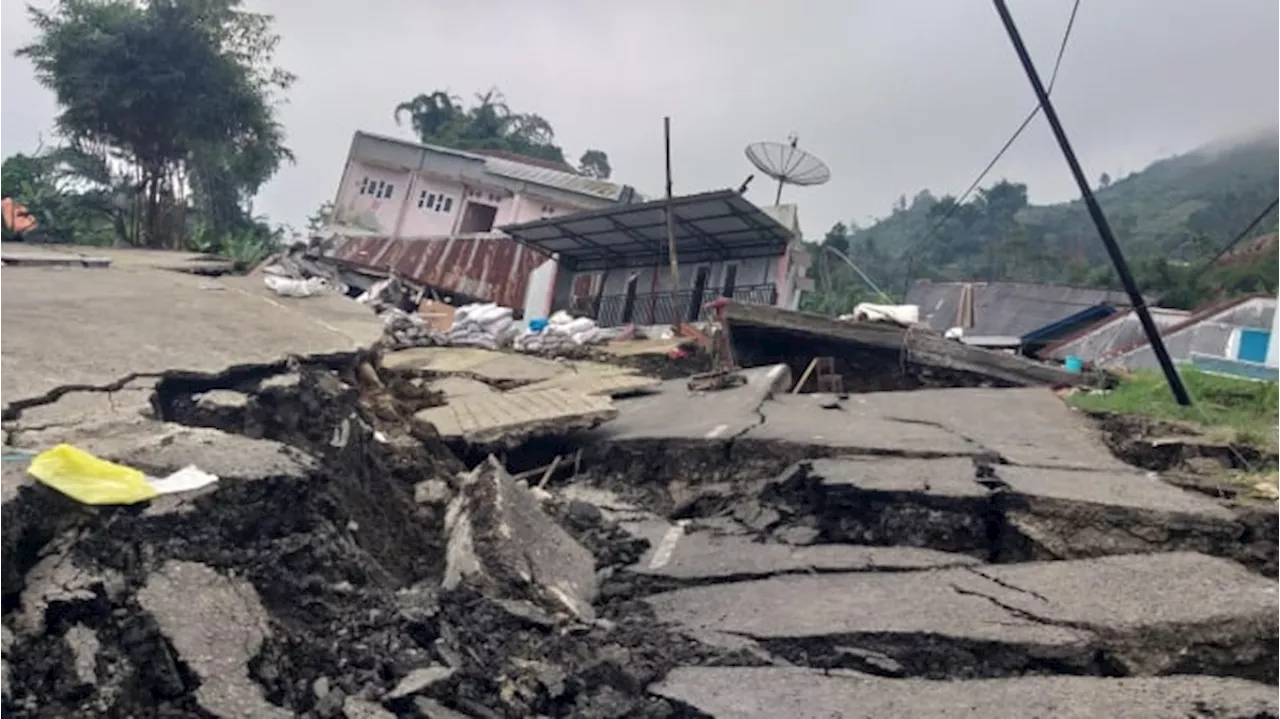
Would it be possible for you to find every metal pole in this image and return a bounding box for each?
[664,117,680,294]
[992,0,1191,406]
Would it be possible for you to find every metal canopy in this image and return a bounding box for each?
[499,189,794,272]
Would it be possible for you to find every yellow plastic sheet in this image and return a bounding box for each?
[27,444,159,505]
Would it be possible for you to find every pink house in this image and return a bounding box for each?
[324,131,810,321]
[325,131,640,308]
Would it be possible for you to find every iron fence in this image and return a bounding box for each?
[592,283,778,327]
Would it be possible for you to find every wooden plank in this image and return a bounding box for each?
[722,302,1085,387]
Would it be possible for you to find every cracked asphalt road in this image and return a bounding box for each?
[590,377,1279,715]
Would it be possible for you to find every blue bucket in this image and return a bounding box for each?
[528,317,549,333]
[1064,355,1083,374]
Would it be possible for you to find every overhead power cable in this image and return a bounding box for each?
[902,0,1081,283]
[1185,198,1279,285]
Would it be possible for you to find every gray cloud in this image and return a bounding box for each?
[3,0,1276,238]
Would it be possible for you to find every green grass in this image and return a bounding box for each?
[1069,367,1278,451]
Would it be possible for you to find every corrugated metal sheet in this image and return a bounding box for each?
[329,233,550,309]
[483,156,627,202]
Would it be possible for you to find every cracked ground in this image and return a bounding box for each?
[2,260,1278,718]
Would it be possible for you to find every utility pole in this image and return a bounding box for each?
[664,117,680,293]
[992,0,1192,406]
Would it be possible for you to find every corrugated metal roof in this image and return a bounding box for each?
[1039,307,1189,362]
[353,130,635,203]
[905,280,1137,338]
[328,233,549,309]
[482,156,628,202]
[500,189,793,272]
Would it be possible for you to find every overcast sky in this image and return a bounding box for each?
[2,0,1277,238]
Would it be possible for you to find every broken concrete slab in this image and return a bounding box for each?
[443,457,599,622]
[650,667,1280,718]
[2,262,381,431]
[385,665,456,700]
[646,552,1277,681]
[858,387,1133,471]
[625,522,980,580]
[743,395,982,457]
[589,364,790,443]
[382,346,567,384]
[510,368,661,398]
[426,375,498,400]
[723,301,1085,388]
[17,534,125,634]
[136,560,291,718]
[795,456,1252,566]
[415,388,617,446]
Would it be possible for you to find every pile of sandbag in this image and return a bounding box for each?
[449,303,516,350]
[381,307,450,349]
[513,311,602,354]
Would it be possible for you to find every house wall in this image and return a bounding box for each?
[1106,297,1277,370]
[397,174,467,236]
[333,161,410,235]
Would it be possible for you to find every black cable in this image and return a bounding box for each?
[1184,198,1278,285]
[903,0,1080,285]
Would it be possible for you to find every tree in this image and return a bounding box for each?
[395,87,611,168]
[306,200,335,236]
[1098,172,1112,189]
[578,150,612,180]
[18,0,294,248]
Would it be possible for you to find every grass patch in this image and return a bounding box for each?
[1069,367,1278,452]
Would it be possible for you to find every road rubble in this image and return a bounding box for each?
[2,317,1278,716]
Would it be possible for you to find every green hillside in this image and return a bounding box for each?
[807,133,1279,315]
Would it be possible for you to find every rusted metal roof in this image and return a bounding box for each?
[328,233,550,309]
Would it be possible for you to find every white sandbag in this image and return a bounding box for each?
[265,275,329,298]
[846,303,920,326]
[549,310,574,326]
[563,317,596,335]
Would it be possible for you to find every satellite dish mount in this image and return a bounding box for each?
[745,133,831,205]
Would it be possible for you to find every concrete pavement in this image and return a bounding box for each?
[651,668,1280,718]
[2,259,381,441]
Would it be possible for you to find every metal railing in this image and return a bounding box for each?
[589,283,778,327]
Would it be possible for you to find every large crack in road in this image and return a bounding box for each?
[2,355,1277,718]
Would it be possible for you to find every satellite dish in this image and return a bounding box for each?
[745,134,831,205]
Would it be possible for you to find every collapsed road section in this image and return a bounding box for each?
[2,264,1277,718]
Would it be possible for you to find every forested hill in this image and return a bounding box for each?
[808,132,1279,314]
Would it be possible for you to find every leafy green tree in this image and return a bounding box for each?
[578,150,612,180]
[18,0,294,248]
[395,87,607,168]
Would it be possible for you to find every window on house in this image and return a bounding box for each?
[359,177,370,195]
[442,197,453,212]
[417,190,427,208]
[382,183,395,199]
[423,193,437,211]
